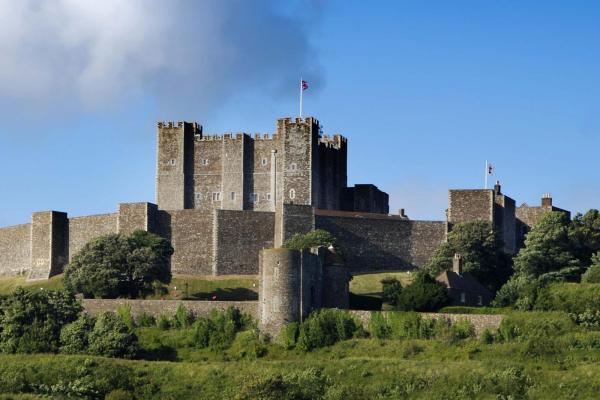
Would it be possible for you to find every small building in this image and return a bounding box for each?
[436,254,493,306]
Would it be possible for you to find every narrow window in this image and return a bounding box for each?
[289,189,296,200]
[253,193,259,203]
[195,192,202,200]
[230,192,236,201]
[261,158,268,166]
[290,163,297,171]
[460,292,466,303]
[201,159,209,166]
[212,192,221,201]
[168,159,176,166]
[266,193,271,201]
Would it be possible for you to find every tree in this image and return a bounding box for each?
[513,212,579,279]
[0,288,82,353]
[582,252,600,283]
[381,277,402,306]
[282,229,336,251]
[395,272,449,312]
[87,312,139,358]
[425,220,511,291]
[64,230,173,298]
[569,209,600,268]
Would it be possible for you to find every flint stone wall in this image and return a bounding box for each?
[349,310,503,337]
[82,299,258,319]
[0,224,31,276]
[69,214,118,261]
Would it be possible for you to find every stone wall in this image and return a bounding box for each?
[69,213,118,261]
[29,211,69,280]
[349,310,503,337]
[0,224,31,276]
[315,210,446,272]
[82,299,258,319]
[448,190,493,225]
[157,209,214,275]
[214,209,274,275]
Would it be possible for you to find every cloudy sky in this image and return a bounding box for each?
[1,0,599,226]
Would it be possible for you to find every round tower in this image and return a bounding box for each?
[259,248,301,337]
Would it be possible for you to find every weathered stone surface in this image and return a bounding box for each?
[82,299,258,319]
[69,213,117,261]
[0,224,30,277]
[349,310,503,337]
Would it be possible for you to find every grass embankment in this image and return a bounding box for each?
[0,274,258,301]
[349,271,413,310]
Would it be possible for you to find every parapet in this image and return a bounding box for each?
[319,133,347,149]
[276,116,319,132]
[157,121,203,136]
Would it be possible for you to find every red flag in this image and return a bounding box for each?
[301,80,309,91]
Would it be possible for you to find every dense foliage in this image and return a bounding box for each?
[381,277,402,306]
[394,272,449,312]
[425,220,512,291]
[282,229,336,251]
[284,309,361,351]
[64,230,173,299]
[0,288,81,353]
[581,252,600,283]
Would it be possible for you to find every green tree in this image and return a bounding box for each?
[64,230,173,298]
[425,220,511,291]
[569,209,600,267]
[282,229,336,251]
[0,288,82,353]
[396,272,449,312]
[513,212,579,279]
[582,252,600,283]
[87,312,139,358]
[60,313,96,354]
[381,277,402,306]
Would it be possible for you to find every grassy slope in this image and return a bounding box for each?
[2,336,600,399]
[350,272,413,297]
[0,274,258,301]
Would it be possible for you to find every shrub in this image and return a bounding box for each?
[369,312,391,339]
[582,261,600,283]
[172,304,193,328]
[87,312,139,358]
[533,282,600,314]
[485,366,532,400]
[157,315,171,330]
[228,330,267,360]
[235,367,332,400]
[64,230,173,299]
[190,307,251,351]
[136,312,156,327]
[521,335,561,357]
[105,389,135,400]
[395,272,449,312]
[279,322,300,349]
[496,312,575,342]
[0,288,82,353]
[569,309,600,329]
[282,229,336,251]
[297,309,359,351]
[117,305,135,330]
[381,278,402,305]
[59,314,95,354]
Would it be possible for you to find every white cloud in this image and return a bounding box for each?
[0,0,322,116]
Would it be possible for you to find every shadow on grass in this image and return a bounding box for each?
[187,287,258,301]
[137,344,179,361]
[349,293,382,311]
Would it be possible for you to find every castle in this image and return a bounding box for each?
[0,117,568,282]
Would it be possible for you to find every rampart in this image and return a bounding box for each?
[349,310,504,337]
[82,299,259,319]
[0,224,31,276]
[315,209,447,272]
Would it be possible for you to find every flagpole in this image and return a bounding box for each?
[485,160,488,189]
[299,77,303,118]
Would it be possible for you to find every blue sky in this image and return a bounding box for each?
[1,0,599,226]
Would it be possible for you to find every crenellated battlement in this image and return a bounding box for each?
[157,121,202,135]
[194,132,282,142]
[319,133,347,149]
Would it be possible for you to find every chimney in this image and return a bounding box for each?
[399,208,408,219]
[494,180,501,195]
[541,193,553,207]
[453,253,463,275]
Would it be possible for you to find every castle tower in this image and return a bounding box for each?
[156,122,200,210]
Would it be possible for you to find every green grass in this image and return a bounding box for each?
[0,274,258,301]
[350,271,413,297]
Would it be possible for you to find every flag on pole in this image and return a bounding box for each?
[487,163,494,175]
[301,80,309,91]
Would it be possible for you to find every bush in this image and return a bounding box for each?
[381,278,402,305]
[228,330,267,360]
[569,309,600,329]
[59,314,95,354]
[282,229,336,251]
[496,312,575,342]
[117,305,135,330]
[157,315,171,330]
[369,312,391,339]
[190,307,252,351]
[87,312,139,358]
[279,322,300,349]
[533,282,600,314]
[64,230,173,299]
[236,367,332,400]
[172,304,193,328]
[136,312,156,327]
[485,366,532,400]
[582,253,600,283]
[395,272,449,312]
[0,288,82,353]
[297,309,359,351]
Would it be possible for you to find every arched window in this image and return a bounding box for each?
[289,189,296,199]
